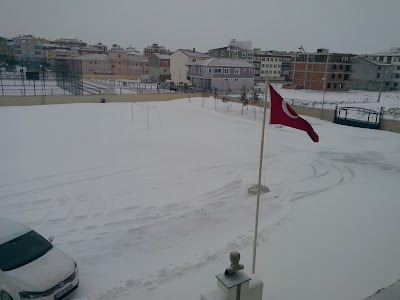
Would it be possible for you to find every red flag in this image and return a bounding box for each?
[269,85,319,142]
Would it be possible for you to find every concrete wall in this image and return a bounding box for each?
[0,93,202,106]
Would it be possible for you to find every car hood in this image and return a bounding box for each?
[3,247,75,292]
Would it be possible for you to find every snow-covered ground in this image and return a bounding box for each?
[0,98,399,300]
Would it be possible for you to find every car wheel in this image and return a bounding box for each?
[0,292,13,300]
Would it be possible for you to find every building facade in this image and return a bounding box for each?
[208,46,253,64]
[290,49,356,91]
[364,48,400,91]
[0,36,14,64]
[74,54,113,75]
[252,49,291,82]
[108,49,128,76]
[187,57,255,91]
[170,49,210,84]
[347,57,393,91]
[127,55,149,76]
[148,54,171,82]
[13,35,43,60]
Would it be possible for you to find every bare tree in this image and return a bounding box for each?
[240,87,248,115]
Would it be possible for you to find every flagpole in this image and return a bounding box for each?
[252,77,269,274]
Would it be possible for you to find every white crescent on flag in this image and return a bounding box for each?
[282,100,299,119]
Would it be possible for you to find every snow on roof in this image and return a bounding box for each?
[74,54,110,61]
[154,53,171,60]
[0,218,32,245]
[368,48,400,57]
[128,55,147,63]
[178,49,211,58]
[188,57,254,68]
[355,56,391,66]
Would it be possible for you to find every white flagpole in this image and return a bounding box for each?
[252,77,269,274]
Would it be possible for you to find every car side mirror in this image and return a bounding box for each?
[49,236,54,243]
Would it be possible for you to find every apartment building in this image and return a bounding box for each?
[170,49,210,84]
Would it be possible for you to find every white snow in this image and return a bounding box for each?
[0,98,399,300]
[0,79,72,96]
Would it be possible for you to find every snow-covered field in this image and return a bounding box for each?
[0,79,71,96]
[0,98,399,300]
[268,83,400,120]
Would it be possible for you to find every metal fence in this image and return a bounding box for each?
[55,59,83,95]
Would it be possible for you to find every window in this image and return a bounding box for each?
[344,74,349,80]
[234,79,238,81]
[327,83,331,89]
[333,65,337,69]
[395,83,398,87]
[234,68,240,75]
[193,59,197,62]
[386,82,389,86]
[208,68,212,73]
[379,56,384,61]
[261,70,264,74]
[331,74,336,79]
[339,65,343,69]
[224,68,230,74]
[247,52,252,57]
[397,66,400,70]
[224,78,229,81]
[340,83,343,88]
[214,68,222,74]
[334,83,337,88]
[118,54,121,58]
[241,52,246,57]
[191,66,195,73]
[221,51,225,56]
[262,58,265,61]
[396,74,400,78]
[199,67,203,73]
[345,65,350,71]
[233,51,238,57]
[243,68,246,71]
[387,57,392,63]
[249,68,252,72]
[338,74,342,79]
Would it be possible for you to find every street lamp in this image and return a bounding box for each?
[320,77,327,119]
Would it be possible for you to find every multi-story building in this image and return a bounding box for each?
[0,36,14,64]
[187,57,255,91]
[143,44,172,57]
[362,47,400,91]
[208,40,253,64]
[91,42,107,53]
[252,49,291,82]
[126,47,142,56]
[170,49,211,84]
[148,54,171,82]
[290,49,356,91]
[347,57,393,91]
[127,55,149,76]
[108,48,128,76]
[13,35,43,60]
[51,38,87,49]
[74,54,113,75]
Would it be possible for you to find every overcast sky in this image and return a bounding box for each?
[0,0,399,54]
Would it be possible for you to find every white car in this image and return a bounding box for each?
[0,218,79,300]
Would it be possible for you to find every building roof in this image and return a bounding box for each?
[0,218,32,245]
[80,46,103,52]
[368,48,400,57]
[209,45,249,52]
[128,55,147,63]
[178,49,211,58]
[355,56,391,66]
[154,53,171,60]
[188,57,254,68]
[74,53,110,61]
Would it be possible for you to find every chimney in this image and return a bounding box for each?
[193,48,196,52]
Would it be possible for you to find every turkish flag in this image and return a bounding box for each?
[269,85,319,142]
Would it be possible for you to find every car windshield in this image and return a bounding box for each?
[0,230,53,271]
